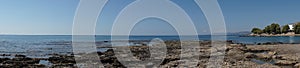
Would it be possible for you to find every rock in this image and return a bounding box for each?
[268,51,277,55]
[209,47,218,53]
[227,49,244,56]
[294,63,300,68]
[0,58,10,63]
[48,55,75,64]
[244,52,256,58]
[272,55,279,59]
[210,52,225,56]
[258,63,280,68]
[274,60,297,65]
[0,54,11,56]
[15,54,26,58]
[226,49,245,61]
[159,60,180,67]
[262,42,283,45]
[31,64,46,67]
[245,46,270,53]
[255,53,272,59]
[277,54,299,61]
[226,40,233,44]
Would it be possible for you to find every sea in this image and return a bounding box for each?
[0,35,299,58]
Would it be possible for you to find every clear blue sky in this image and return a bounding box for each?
[1,0,300,35]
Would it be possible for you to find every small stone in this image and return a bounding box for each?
[294,63,300,68]
[268,51,277,55]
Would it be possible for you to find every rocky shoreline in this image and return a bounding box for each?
[0,41,300,68]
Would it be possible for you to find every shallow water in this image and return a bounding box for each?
[251,58,276,64]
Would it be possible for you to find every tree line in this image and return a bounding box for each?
[251,23,300,34]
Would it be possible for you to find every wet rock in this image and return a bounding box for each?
[0,58,10,63]
[31,64,46,68]
[0,54,11,56]
[15,54,26,58]
[262,42,283,45]
[226,40,234,44]
[48,55,75,64]
[50,64,74,68]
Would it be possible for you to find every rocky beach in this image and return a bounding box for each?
[0,40,300,68]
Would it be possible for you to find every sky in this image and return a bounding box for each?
[1,0,300,35]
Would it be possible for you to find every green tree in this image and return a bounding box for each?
[270,23,281,34]
[282,25,290,34]
[263,23,281,34]
[263,26,271,34]
[294,23,300,34]
[251,28,263,34]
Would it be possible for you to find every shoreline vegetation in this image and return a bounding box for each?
[250,22,300,36]
[248,32,300,37]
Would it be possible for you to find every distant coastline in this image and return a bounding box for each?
[250,23,300,37]
[248,32,300,37]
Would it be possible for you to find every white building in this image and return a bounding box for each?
[288,23,294,31]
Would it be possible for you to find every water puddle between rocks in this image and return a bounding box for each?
[251,58,275,64]
[39,60,52,67]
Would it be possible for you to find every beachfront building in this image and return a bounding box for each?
[288,23,294,31]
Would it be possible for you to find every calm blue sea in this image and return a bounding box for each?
[0,35,299,58]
